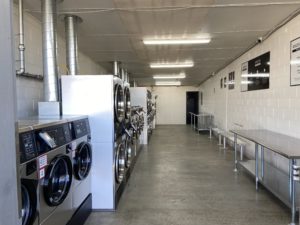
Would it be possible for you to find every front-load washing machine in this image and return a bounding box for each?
[18,125,39,225]
[70,118,92,212]
[62,75,127,210]
[114,131,126,202]
[35,122,74,225]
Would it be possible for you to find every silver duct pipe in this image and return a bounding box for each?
[42,0,59,102]
[113,61,119,76]
[121,68,125,81]
[127,72,130,84]
[124,70,128,83]
[64,15,81,75]
[17,0,25,75]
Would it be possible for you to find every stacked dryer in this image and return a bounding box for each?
[61,75,127,210]
[123,82,134,181]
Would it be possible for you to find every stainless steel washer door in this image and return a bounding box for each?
[124,87,131,120]
[114,84,125,123]
[43,155,72,206]
[21,180,37,225]
[74,142,92,180]
[125,130,133,168]
[115,142,125,183]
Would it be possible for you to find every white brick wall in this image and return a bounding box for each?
[13,4,108,118]
[199,14,300,163]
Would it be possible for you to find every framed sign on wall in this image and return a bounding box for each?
[228,71,235,90]
[291,37,300,86]
[241,52,270,92]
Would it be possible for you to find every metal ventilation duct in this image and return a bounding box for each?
[113,61,120,77]
[121,68,125,81]
[42,0,59,102]
[64,15,81,75]
[17,0,25,75]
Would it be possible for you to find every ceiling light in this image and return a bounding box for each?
[143,38,211,45]
[153,73,186,79]
[241,73,270,78]
[150,62,194,68]
[155,81,181,86]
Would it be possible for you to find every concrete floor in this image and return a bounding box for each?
[85,125,290,225]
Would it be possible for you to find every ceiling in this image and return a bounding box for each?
[23,0,300,86]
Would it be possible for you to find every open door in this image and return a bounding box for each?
[186,92,199,124]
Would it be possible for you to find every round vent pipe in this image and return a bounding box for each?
[113,61,120,77]
[41,0,59,102]
[17,0,25,75]
[64,15,82,75]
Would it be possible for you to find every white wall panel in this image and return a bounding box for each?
[152,86,198,125]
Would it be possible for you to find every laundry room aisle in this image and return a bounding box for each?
[85,125,290,225]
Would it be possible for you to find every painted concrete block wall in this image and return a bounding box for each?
[199,14,300,165]
[13,4,107,118]
[152,86,198,125]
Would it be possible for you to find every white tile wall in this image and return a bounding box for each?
[13,4,108,118]
[152,86,199,125]
[199,14,300,164]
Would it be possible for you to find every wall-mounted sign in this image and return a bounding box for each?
[241,52,270,92]
[224,77,227,88]
[291,37,300,86]
[228,71,235,90]
[220,78,223,89]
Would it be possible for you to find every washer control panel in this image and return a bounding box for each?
[72,118,90,139]
[19,131,37,164]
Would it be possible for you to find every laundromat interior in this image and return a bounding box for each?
[3,0,300,225]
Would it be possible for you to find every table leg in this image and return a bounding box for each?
[290,159,296,225]
[261,146,264,181]
[223,136,226,149]
[255,143,259,191]
[289,160,292,201]
[234,133,238,172]
[218,134,222,146]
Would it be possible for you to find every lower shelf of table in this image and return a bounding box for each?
[239,160,300,210]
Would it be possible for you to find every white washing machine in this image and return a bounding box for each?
[70,118,92,211]
[35,122,74,225]
[18,124,39,225]
[62,75,127,210]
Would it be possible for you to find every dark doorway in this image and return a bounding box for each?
[186,92,199,124]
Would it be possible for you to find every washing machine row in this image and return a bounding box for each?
[61,75,143,211]
[18,116,92,225]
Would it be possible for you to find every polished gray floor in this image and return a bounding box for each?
[85,125,290,225]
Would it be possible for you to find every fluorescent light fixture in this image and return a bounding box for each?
[153,73,186,79]
[155,81,181,86]
[150,62,194,68]
[241,73,270,78]
[143,38,211,45]
[291,60,300,65]
[241,81,254,85]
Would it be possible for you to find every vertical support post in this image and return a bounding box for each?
[209,127,212,139]
[0,0,20,224]
[290,159,296,225]
[255,143,259,191]
[261,146,264,181]
[289,160,293,201]
[218,133,222,146]
[234,133,238,172]
[240,146,244,161]
[223,136,226,149]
